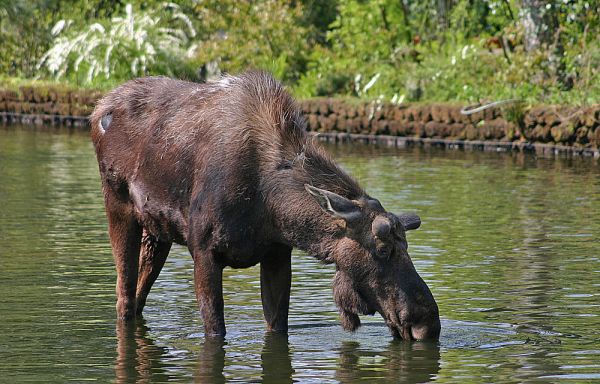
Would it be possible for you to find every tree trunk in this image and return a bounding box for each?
[521,0,558,52]
[521,0,570,89]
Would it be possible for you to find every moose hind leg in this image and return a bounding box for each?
[260,244,292,333]
[136,229,172,315]
[105,192,143,321]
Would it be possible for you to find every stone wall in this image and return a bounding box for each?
[298,99,600,150]
[1,85,600,155]
[0,86,101,126]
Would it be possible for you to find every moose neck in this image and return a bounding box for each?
[267,141,364,258]
[275,198,340,258]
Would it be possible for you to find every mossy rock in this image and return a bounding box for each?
[504,122,519,141]
[390,106,404,121]
[464,124,478,140]
[523,112,538,129]
[5,101,17,112]
[405,107,416,121]
[424,121,443,138]
[413,122,426,138]
[336,116,347,131]
[19,86,35,102]
[448,123,466,139]
[430,105,444,123]
[308,100,319,115]
[542,111,561,127]
[307,114,318,131]
[355,103,366,118]
[589,127,600,148]
[374,119,390,135]
[380,104,395,120]
[388,120,402,135]
[345,104,357,118]
[551,122,576,143]
[316,115,328,131]
[529,124,552,142]
[483,107,497,121]
[373,108,384,121]
[575,127,589,145]
[360,116,371,130]
[449,107,465,124]
[317,99,331,115]
[485,118,510,140]
[579,107,600,129]
[415,105,429,122]
[32,87,51,103]
[56,89,72,103]
[5,89,20,101]
[353,118,365,133]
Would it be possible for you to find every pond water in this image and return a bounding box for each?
[1,126,599,383]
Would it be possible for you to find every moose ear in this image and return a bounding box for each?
[396,213,421,231]
[305,184,362,222]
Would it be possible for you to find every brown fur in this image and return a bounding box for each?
[91,71,440,339]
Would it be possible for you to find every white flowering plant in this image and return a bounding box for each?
[38,3,197,84]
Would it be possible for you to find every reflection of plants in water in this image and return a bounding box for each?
[38,3,196,83]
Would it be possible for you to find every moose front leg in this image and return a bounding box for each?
[192,250,226,338]
[260,244,292,333]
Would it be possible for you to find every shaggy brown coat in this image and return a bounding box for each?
[90,71,440,340]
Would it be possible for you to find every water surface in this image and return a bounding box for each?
[1,126,599,382]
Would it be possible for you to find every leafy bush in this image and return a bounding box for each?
[190,0,310,84]
[1,0,599,105]
[293,0,600,105]
[37,3,197,84]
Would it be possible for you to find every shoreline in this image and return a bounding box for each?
[309,132,600,158]
[2,111,598,159]
[1,86,599,158]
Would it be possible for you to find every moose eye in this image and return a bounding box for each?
[375,243,392,259]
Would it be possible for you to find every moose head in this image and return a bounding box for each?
[306,185,441,341]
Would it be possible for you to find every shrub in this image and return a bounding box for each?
[37,3,197,84]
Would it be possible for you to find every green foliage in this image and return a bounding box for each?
[293,0,600,105]
[190,0,310,84]
[0,1,53,77]
[37,3,197,84]
[1,0,599,105]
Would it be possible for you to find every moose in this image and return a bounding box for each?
[90,71,440,341]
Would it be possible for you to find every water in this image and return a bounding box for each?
[1,126,599,383]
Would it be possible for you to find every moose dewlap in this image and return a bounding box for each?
[90,71,440,340]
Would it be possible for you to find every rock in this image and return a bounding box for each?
[551,122,576,143]
[464,124,478,140]
[575,127,589,145]
[589,127,600,148]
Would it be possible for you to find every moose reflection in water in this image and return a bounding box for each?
[115,321,170,383]
[115,322,440,383]
[336,340,441,382]
[91,71,439,340]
